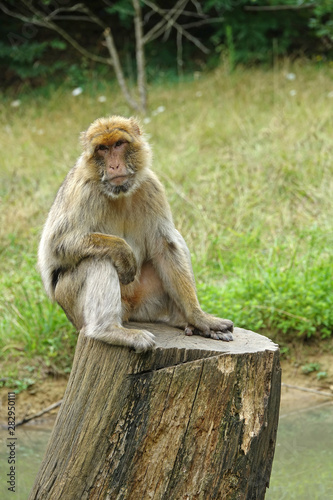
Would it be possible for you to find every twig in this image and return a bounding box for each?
[143,0,188,44]
[281,383,333,398]
[143,0,210,54]
[244,3,313,11]
[190,0,205,17]
[45,3,90,21]
[16,399,63,426]
[182,18,224,29]
[47,16,97,23]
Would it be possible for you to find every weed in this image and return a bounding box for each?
[301,363,321,374]
[0,377,35,394]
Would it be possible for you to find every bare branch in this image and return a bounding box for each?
[76,2,142,111]
[143,0,210,54]
[143,0,188,44]
[182,17,224,30]
[103,27,141,112]
[162,0,188,42]
[44,3,90,21]
[49,16,98,23]
[69,3,107,29]
[0,1,46,27]
[190,0,206,17]
[244,3,313,11]
[10,0,112,64]
[173,9,209,19]
[133,0,147,112]
[39,20,111,64]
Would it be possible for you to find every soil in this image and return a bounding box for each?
[0,377,67,425]
[1,346,333,425]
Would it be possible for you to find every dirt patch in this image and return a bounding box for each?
[279,351,333,415]
[0,377,67,424]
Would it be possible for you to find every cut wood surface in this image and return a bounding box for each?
[29,324,281,500]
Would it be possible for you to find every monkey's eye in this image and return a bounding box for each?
[114,140,124,148]
[97,144,108,151]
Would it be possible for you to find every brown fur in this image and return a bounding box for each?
[38,116,233,352]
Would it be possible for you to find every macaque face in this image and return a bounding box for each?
[97,139,130,185]
[82,116,151,199]
[94,134,138,198]
[93,132,134,198]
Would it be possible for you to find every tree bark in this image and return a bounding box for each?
[29,323,281,500]
[103,28,141,113]
[133,0,147,113]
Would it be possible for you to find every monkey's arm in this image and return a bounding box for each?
[51,230,137,285]
[153,226,233,337]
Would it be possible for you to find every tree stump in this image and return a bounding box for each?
[29,324,281,500]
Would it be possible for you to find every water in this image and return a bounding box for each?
[1,404,333,499]
[267,402,333,500]
[0,423,53,500]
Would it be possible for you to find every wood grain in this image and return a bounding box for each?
[29,324,281,500]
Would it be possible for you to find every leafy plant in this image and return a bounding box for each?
[0,39,67,81]
[0,377,35,393]
[309,0,333,44]
[301,363,321,374]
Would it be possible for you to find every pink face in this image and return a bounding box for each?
[96,140,129,186]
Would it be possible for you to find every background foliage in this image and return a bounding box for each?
[0,0,333,90]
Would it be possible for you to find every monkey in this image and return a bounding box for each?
[38,115,233,352]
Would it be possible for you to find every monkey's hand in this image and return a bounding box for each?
[110,238,137,285]
[185,310,234,342]
[86,233,137,285]
[110,241,137,285]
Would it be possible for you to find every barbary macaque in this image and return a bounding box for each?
[38,116,233,352]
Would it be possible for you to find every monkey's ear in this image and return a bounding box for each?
[80,131,88,149]
[130,117,141,136]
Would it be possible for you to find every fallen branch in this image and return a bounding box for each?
[280,400,332,419]
[16,400,63,426]
[282,383,333,398]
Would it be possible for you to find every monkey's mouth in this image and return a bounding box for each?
[101,174,134,198]
[109,175,129,186]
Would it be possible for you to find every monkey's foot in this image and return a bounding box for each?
[185,323,233,342]
[83,325,155,352]
[127,328,156,353]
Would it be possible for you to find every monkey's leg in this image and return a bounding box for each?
[154,237,234,341]
[54,258,155,352]
[125,261,190,333]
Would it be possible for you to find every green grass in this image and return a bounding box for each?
[1,60,333,378]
